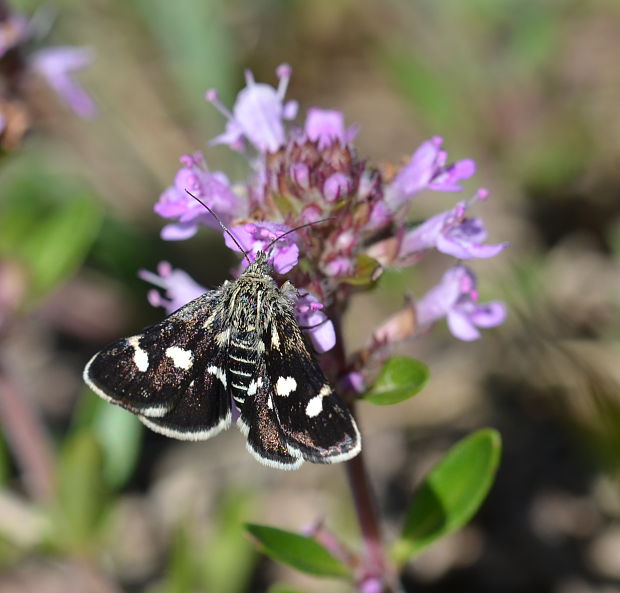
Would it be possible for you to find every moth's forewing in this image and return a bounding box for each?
[264,316,361,464]
[84,293,231,438]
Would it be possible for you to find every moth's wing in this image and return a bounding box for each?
[84,293,231,440]
[237,360,304,470]
[266,316,361,464]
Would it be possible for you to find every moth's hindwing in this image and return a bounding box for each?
[83,293,231,440]
[265,315,361,464]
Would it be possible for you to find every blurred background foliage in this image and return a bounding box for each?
[1,0,620,591]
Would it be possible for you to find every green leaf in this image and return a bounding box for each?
[392,429,501,565]
[245,524,350,578]
[363,357,429,405]
[21,196,102,300]
[93,403,143,490]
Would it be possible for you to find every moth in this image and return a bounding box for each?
[83,250,361,470]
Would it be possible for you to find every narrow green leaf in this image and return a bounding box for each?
[245,524,350,578]
[21,196,102,301]
[392,429,501,565]
[93,403,143,489]
[363,357,429,405]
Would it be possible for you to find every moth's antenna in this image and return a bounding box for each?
[265,217,334,253]
[184,189,252,265]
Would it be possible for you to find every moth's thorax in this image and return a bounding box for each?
[217,255,294,334]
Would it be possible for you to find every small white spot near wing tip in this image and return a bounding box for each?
[84,351,173,418]
[319,384,332,397]
[128,335,149,372]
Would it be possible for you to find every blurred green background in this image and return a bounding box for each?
[1,0,620,591]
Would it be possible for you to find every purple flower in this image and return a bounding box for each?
[31,46,97,119]
[323,172,352,202]
[207,64,298,153]
[385,136,475,211]
[0,13,28,58]
[398,191,508,261]
[304,108,358,149]
[223,221,299,274]
[155,153,244,240]
[341,370,365,395]
[416,265,506,341]
[139,262,207,315]
[295,293,335,353]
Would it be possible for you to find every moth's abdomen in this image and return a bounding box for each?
[227,330,261,407]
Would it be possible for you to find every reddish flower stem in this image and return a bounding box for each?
[0,359,55,502]
[329,312,394,593]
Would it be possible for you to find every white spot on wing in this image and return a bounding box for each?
[319,384,332,397]
[275,376,297,397]
[128,336,148,372]
[305,394,324,418]
[207,365,227,388]
[305,384,332,418]
[166,346,193,370]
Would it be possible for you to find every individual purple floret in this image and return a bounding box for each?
[223,221,299,274]
[138,262,207,315]
[155,152,244,240]
[207,63,298,153]
[304,107,358,149]
[0,13,28,58]
[295,292,335,353]
[398,190,508,261]
[31,46,97,119]
[385,136,476,211]
[416,265,506,341]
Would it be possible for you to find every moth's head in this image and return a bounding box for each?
[244,250,272,275]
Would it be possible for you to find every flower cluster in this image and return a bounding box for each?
[0,9,95,149]
[146,64,507,386]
